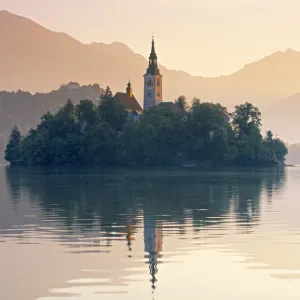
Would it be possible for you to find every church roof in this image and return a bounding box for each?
[113,92,142,112]
[158,102,185,113]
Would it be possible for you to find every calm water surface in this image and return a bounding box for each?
[1,166,300,299]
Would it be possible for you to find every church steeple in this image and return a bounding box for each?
[126,79,133,98]
[143,37,163,110]
[149,253,158,291]
[146,37,160,76]
[150,36,157,60]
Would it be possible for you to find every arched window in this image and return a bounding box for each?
[157,80,160,86]
[147,79,152,87]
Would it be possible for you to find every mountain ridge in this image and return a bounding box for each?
[2,10,300,108]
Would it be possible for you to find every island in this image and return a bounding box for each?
[4,88,287,167]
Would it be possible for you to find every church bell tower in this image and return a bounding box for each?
[143,37,163,111]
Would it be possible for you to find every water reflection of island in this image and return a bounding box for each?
[3,167,287,290]
[4,167,286,236]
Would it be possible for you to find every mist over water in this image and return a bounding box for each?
[1,166,300,299]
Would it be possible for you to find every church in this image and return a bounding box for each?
[112,38,183,116]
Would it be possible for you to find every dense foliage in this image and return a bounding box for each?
[5,88,288,166]
[0,83,103,163]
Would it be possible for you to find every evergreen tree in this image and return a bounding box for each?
[5,126,22,165]
[98,86,128,131]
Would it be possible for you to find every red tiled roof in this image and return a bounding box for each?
[113,92,142,112]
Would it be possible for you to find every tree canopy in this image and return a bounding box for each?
[4,92,288,167]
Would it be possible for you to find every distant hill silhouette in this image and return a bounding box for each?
[2,10,300,108]
[286,143,300,165]
[263,93,300,144]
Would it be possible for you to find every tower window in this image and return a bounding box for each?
[157,80,160,86]
[157,93,160,97]
[148,92,151,97]
[147,79,152,87]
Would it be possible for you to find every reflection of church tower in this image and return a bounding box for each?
[143,37,163,111]
[125,214,135,256]
[126,224,134,253]
[144,215,163,291]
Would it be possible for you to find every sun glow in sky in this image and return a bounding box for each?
[2,0,300,76]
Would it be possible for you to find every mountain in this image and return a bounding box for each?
[262,92,300,143]
[286,143,300,165]
[2,10,300,109]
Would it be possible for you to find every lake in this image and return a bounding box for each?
[1,166,300,299]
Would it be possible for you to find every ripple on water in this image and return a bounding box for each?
[2,167,300,300]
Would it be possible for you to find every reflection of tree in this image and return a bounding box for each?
[5,167,286,234]
[5,167,286,255]
[6,168,141,233]
[5,166,23,208]
[4,167,287,292]
[230,173,263,231]
[230,168,286,233]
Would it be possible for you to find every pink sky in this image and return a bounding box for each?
[1,0,300,76]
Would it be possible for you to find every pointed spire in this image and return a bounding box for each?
[149,253,158,291]
[126,78,133,97]
[144,217,163,294]
[150,35,157,60]
[145,36,160,76]
[126,224,133,253]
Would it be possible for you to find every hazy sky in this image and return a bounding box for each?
[2,0,300,76]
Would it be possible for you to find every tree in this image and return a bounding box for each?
[263,131,288,163]
[231,103,264,164]
[5,126,22,165]
[191,97,201,106]
[231,102,262,137]
[98,86,128,131]
[101,86,113,102]
[85,122,117,165]
[266,130,273,144]
[175,95,188,111]
[76,99,97,127]
[118,122,143,165]
[137,106,186,165]
[272,138,288,162]
[188,101,230,161]
[236,126,262,164]
[56,99,76,121]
